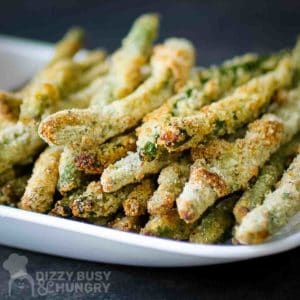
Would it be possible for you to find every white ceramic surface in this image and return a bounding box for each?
[0,35,299,267]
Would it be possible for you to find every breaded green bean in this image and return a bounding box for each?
[49,27,84,66]
[90,14,159,108]
[107,13,159,99]
[157,56,293,152]
[123,179,155,216]
[0,175,29,206]
[0,56,102,173]
[101,151,179,193]
[189,195,238,244]
[137,52,284,161]
[110,215,144,233]
[0,122,44,173]
[39,38,195,147]
[141,209,191,240]
[38,51,107,93]
[53,34,189,192]
[57,132,136,193]
[21,54,107,121]
[147,159,190,215]
[57,146,84,194]
[40,15,159,142]
[177,87,300,223]
[177,118,284,223]
[21,53,108,122]
[20,82,60,122]
[73,132,137,174]
[71,181,134,218]
[20,147,62,213]
[0,78,59,172]
[234,134,300,224]
[18,28,84,96]
[235,152,300,244]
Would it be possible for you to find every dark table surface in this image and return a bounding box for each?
[0,0,300,299]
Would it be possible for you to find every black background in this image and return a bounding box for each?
[0,0,300,299]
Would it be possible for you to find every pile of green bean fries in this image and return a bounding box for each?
[1,14,300,245]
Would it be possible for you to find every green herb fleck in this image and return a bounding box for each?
[141,142,157,159]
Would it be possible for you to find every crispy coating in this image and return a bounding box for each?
[50,197,73,217]
[74,132,137,174]
[90,14,159,108]
[71,181,134,218]
[0,77,68,173]
[110,215,144,233]
[57,132,136,194]
[20,147,62,213]
[0,175,29,206]
[39,38,195,147]
[3,17,300,246]
[137,53,284,161]
[234,134,300,224]
[57,146,84,194]
[0,122,44,173]
[0,45,105,173]
[50,188,84,217]
[148,159,190,215]
[49,27,84,66]
[21,53,108,122]
[18,28,84,97]
[235,153,300,244]
[34,59,81,94]
[109,13,159,99]
[141,209,191,240]
[20,82,60,122]
[0,91,21,129]
[157,56,293,152]
[190,196,237,244]
[4,62,80,172]
[177,120,283,223]
[123,179,155,216]
[101,151,179,193]
[177,88,300,223]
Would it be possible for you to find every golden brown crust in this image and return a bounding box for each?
[157,57,293,152]
[74,132,137,174]
[20,147,62,213]
[123,179,155,216]
[191,167,230,197]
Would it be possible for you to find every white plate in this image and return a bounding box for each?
[0,35,300,267]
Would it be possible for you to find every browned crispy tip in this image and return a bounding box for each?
[158,128,182,147]
[74,152,103,174]
[38,109,86,145]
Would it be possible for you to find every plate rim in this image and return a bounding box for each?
[1,206,299,259]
